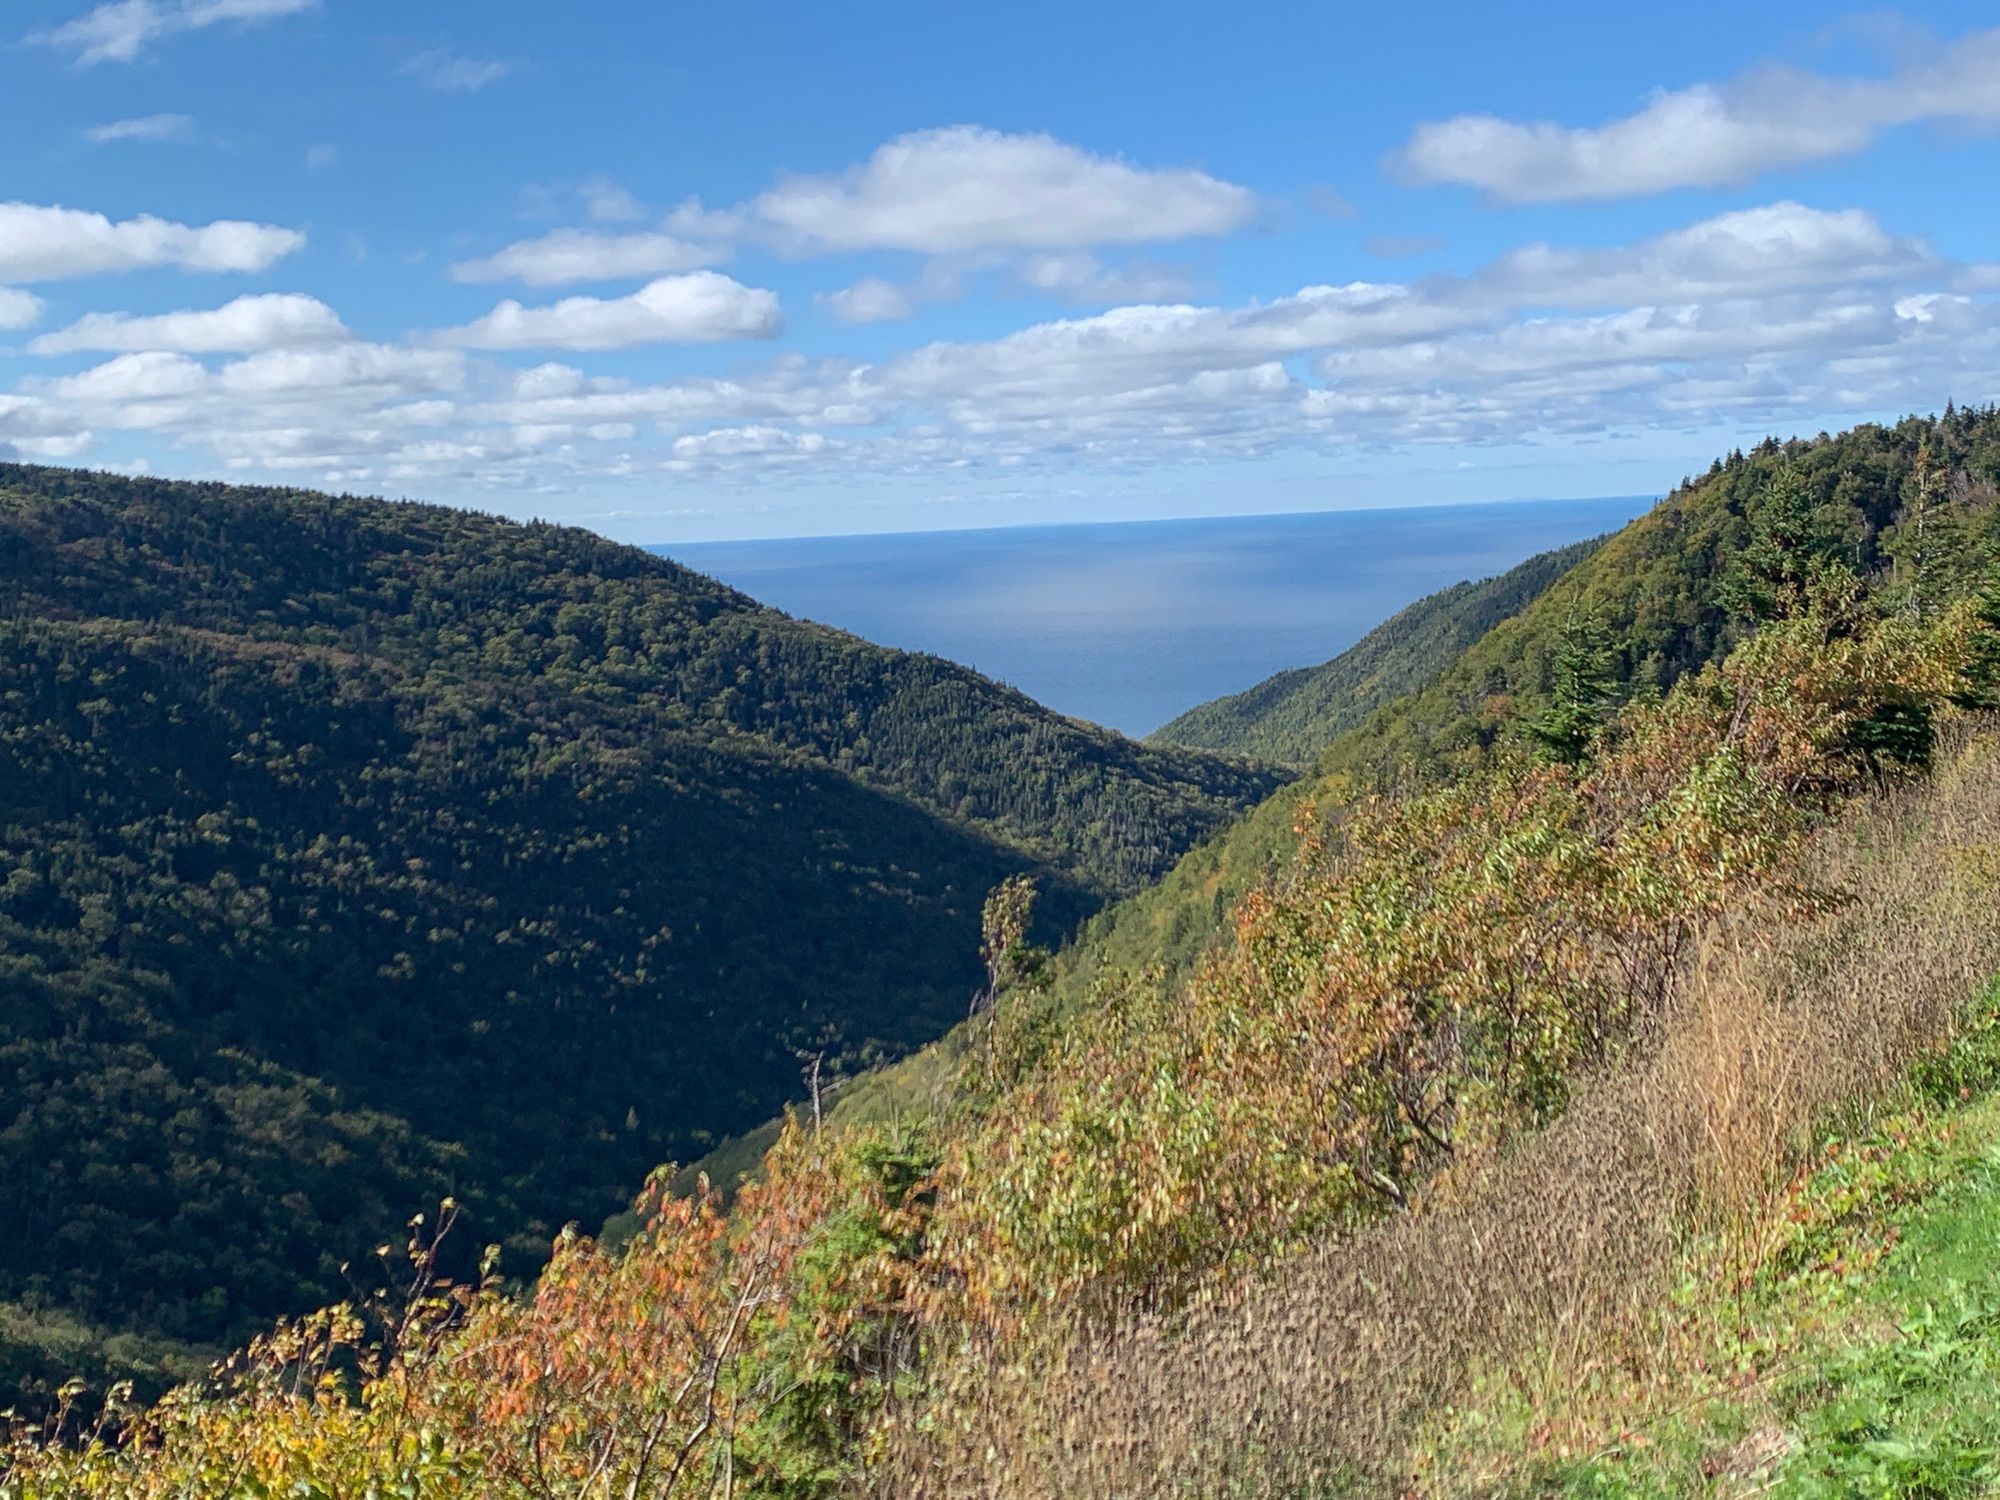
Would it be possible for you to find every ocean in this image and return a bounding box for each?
[657,496,1655,739]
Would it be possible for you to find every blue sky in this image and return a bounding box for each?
[4,1,2000,540]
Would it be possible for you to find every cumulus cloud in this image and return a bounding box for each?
[440,272,783,350]
[669,425,832,465]
[31,293,348,354]
[403,50,512,92]
[1013,252,1199,306]
[473,128,1252,316]
[746,126,1256,254]
[579,177,645,224]
[0,289,44,330]
[818,278,917,325]
[6,201,1998,499]
[31,0,316,65]
[1461,203,1933,309]
[85,113,197,144]
[449,229,718,286]
[0,202,303,282]
[1394,25,2000,201]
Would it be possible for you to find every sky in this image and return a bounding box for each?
[3,2,2000,541]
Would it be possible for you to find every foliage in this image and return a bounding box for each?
[13,410,2000,1493]
[0,463,1278,1407]
[1524,608,1618,764]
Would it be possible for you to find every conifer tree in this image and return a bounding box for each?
[1720,460,1832,622]
[1526,609,1616,765]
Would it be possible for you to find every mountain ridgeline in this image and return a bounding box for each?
[0,464,1282,1404]
[1149,534,1606,766]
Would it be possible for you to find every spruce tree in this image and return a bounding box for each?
[1526,609,1617,765]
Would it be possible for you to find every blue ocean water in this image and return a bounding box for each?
[657,497,1656,738]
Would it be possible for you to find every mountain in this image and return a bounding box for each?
[0,464,1283,1405]
[15,410,2000,1497]
[690,408,2000,1187]
[1149,535,1605,766]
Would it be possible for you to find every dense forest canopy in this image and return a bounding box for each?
[0,464,1281,1407]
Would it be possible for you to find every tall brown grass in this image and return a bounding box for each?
[878,721,2000,1498]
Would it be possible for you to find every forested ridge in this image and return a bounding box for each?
[0,464,1280,1408]
[679,410,2000,1204]
[12,408,2000,1496]
[1148,534,1604,766]
[1050,406,2000,994]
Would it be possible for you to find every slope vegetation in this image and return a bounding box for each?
[689,410,2000,1184]
[0,464,1280,1404]
[16,416,2000,1494]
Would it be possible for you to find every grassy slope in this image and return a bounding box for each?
[1148,535,1604,766]
[1464,988,2000,1498]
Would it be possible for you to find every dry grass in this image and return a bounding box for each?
[876,722,2000,1498]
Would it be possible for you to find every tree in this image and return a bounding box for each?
[1525,609,1617,765]
[1884,441,1963,623]
[1720,461,1833,622]
[970,875,1045,1017]
[1952,566,2000,711]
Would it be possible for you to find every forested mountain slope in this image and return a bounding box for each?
[733,408,2000,1186]
[17,409,2000,1496]
[0,465,1280,1405]
[1082,409,2000,984]
[1149,534,1604,766]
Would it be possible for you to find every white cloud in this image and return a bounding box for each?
[31,293,348,354]
[48,350,209,403]
[669,425,832,464]
[403,50,512,92]
[1014,252,1198,305]
[449,229,718,286]
[580,177,645,224]
[6,201,1999,501]
[31,0,316,65]
[0,202,303,282]
[1462,203,1930,309]
[85,113,197,144]
[217,343,462,399]
[1394,25,2000,201]
[440,272,783,350]
[0,289,44,330]
[819,277,916,325]
[747,126,1257,254]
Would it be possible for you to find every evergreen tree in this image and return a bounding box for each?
[1720,460,1833,621]
[1954,566,2000,711]
[1525,609,1617,765]
[1884,441,1962,622]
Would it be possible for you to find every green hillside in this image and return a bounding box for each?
[691,409,2000,1192]
[1149,534,1605,766]
[0,464,1281,1406]
[14,409,2000,1498]
[1075,409,2000,986]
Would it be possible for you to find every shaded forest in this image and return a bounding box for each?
[0,465,1280,1405]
